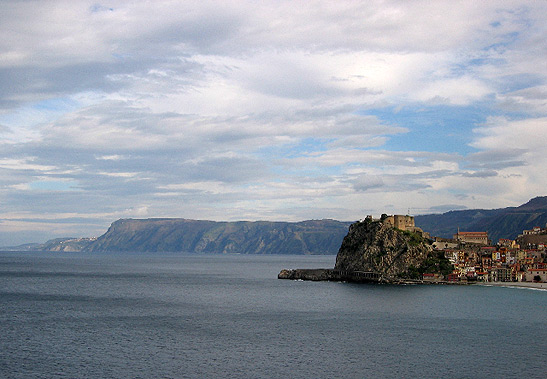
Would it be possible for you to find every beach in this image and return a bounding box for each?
[478,281,547,290]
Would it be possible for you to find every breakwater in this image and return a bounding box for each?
[278,268,381,283]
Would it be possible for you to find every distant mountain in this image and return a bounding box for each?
[43,218,352,254]
[41,237,96,252]
[1,242,42,251]
[414,196,547,241]
[7,197,546,254]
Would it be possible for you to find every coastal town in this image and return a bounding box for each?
[278,213,547,286]
[427,223,547,284]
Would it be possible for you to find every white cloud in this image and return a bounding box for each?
[471,116,547,151]
[0,0,546,244]
[0,158,57,172]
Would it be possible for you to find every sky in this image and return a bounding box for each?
[1,0,546,246]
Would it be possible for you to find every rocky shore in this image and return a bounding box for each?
[277,268,475,285]
[277,269,381,283]
[278,268,546,289]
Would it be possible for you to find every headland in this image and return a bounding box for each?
[279,214,452,284]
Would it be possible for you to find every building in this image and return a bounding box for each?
[453,231,489,245]
[498,238,518,249]
[526,268,547,282]
[523,226,546,235]
[491,267,512,282]
[384,215,414,231]
[433,237,459,250]
[384,215,426,236]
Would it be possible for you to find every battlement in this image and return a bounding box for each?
[363,214,426,237]
[385,215,416,231]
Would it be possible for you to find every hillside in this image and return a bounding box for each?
[414,196,547,241]
[56,218,353,254]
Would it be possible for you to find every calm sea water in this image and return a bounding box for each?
[1,252,545,379]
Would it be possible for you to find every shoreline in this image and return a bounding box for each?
[279,269,547,290]
[477,281,547,290]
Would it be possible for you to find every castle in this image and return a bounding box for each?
[385,215,417,232]
[364,214,428,237]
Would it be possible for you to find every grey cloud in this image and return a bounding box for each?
[0,63,122,109]
[349,171,440,194]
[412,170,454,179]
[461,170,498,178]
[181,156,268,183]
[495,85,547,114]
[143,12,243,54]
[0,58,202,110]
[352,175,385,192]
[465,149,527,170]
[4,143,269,199]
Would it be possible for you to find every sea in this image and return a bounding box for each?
[1,252,545,379]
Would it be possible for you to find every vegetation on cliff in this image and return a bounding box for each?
[404,250,454,280]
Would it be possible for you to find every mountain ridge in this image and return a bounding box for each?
[4,196,546,253]
[21,218,352,254]
[414,196,547,241]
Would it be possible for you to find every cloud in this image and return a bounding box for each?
[1,0,546,245]
[471,116,547,151]
[461,170,498,178]
[352,175,385,192]
[496,85,547,114]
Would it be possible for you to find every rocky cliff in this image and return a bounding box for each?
[279,218,453,282]
[39,218,352,254]
[334,219,445,280]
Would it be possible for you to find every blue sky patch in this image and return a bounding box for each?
[29,180,79,192]
[363,103,497,155]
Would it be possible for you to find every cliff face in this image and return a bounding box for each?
[334,220,434,279]
[81,218,352,254]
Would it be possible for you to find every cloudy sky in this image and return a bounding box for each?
[1,0,546,245]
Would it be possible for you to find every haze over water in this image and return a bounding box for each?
[1,252,545,378]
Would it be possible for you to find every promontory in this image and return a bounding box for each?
[278,214,453,284]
